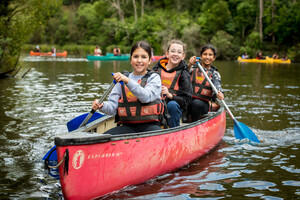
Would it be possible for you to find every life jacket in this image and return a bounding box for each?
[191,67,213,102]
[156,67,181,96]
[117,71,164,124]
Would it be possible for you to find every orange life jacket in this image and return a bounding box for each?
[191,67,213,102]
[117,72,164,124]
[156,67,181,96]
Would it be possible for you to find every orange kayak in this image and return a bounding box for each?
[29,51,68,57]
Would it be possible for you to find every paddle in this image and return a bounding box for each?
[196,61,260,143]
[78,81,116,129]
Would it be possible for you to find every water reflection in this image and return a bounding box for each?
[0,58,299,199]
[94,61,101,69]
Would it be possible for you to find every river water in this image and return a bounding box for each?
[0,56,299,199]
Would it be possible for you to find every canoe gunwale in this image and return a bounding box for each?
[55,106,225,146]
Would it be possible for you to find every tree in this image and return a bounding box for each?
[141,0,144,17]
[0,0,61,76]
[105,0,124,22]
[259,0,263,42]
[132,0,137,23]
[235,1,256,40]
[211,30,234,60]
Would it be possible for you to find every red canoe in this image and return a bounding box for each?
[55,106,226,199]
[151,55,165,61]
[29,50,68,57]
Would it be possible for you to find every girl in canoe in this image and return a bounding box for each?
[187,44,224,122]
[92,41,164,135]
[152,39,192,128]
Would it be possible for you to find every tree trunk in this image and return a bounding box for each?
[259,0,263,42]
[107,0,124,22]
[132,0,137,23]
[271,0,275,43]
[141,0,144,17]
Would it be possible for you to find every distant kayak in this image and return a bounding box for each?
[87,53,130,61]
[237,56,291,64]
[30,51,68,57]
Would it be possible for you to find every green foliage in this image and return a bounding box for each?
[239,31,262,57]
[0,0,61,74]
[3,0,299,67]
[288,43,300,63]
[200,0,231,36]
[211,30,234,60]
[235,1,256,39]
[273,2,300,45]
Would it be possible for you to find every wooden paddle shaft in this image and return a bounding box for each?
[79,82,116,128]
[196,62,235,120]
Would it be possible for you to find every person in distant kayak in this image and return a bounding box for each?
[113,46,121,56]
[272,53,279,59]
[92,41,164,135]
[242,52,249,59]
[281,54,288,61]
[256,51,264,59]
[94,46,102,56]
[35,45,40,52]
[187,44,224,122]
[152,39,192,128]
[51,46,56,56]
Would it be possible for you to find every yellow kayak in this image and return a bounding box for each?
[237,56,291,64]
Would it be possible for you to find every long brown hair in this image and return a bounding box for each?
[130,41,152,59]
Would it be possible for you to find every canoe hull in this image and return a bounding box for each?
[29,51,68,57]
[55,108,226,199]
[237,56,291,64]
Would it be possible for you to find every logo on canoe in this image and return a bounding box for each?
[72,150,85,169]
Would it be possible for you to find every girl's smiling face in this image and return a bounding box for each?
[201,49,216,67]
[130,47,151,75]
[166,43,185,68]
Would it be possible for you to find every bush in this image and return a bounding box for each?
[211,30,234,60]
[287,43,300,63]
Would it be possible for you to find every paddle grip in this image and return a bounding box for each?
[111,73,124,85]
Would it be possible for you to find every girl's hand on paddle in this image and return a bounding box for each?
[217,91,224,100]
[113,72,129,84]
[92,99,103,110]
[162,86,172,99]
[189,56,197,66]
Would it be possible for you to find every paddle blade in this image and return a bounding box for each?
[42,145,57,162]
[234,120,260,143]
[67,112,105,132]
[42,145,60,179]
